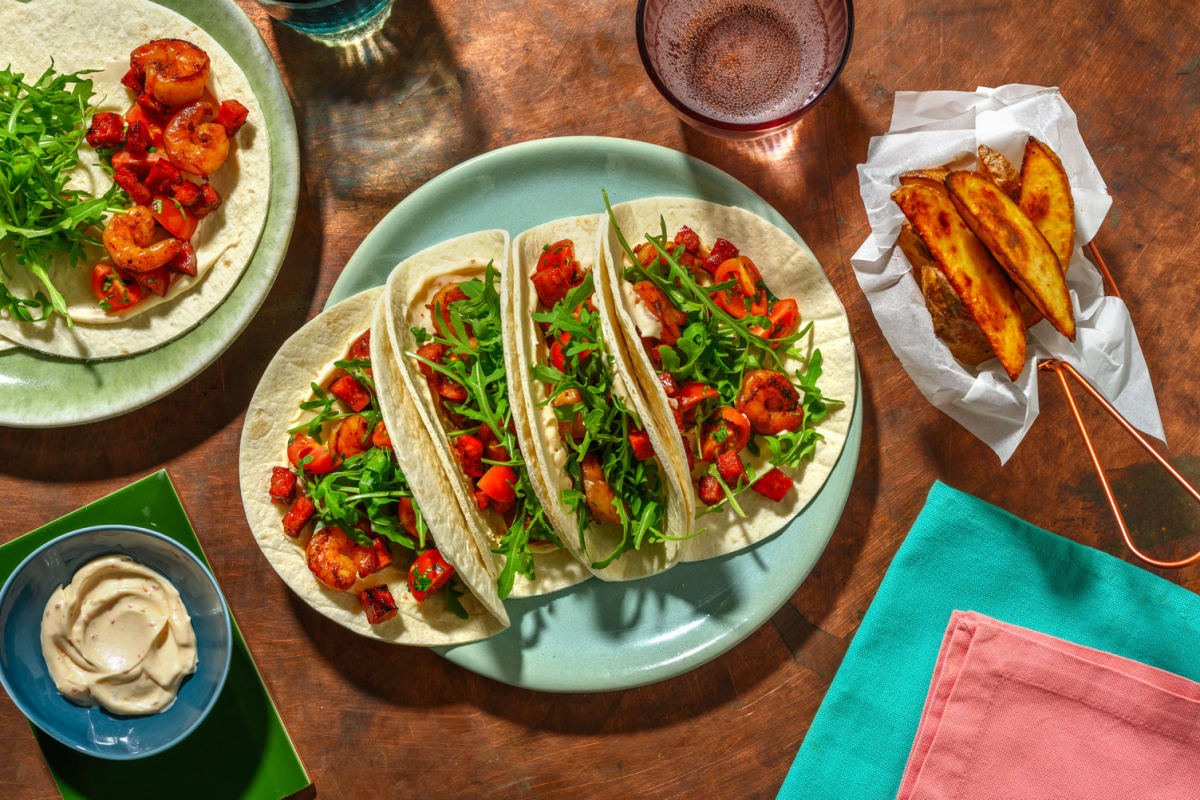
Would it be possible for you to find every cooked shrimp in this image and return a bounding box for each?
[633,281,688,345]
[736,369,803,435]
[130,39,210,109]
[163,101,229,176]
[306,526,376,591]
[332,414,371,459]
[102,206,182,272]
[552,388,585,441]
[581,453,622,525]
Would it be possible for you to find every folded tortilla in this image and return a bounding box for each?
[238,287,506,645]
[379,231,589,598]
[508,215,692,581]
[597,198,857,560]
[0,0,270,360]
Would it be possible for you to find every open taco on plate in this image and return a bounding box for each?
[508,215,693,582]
[379,231,589,599]
[598,196,856,561]
[239,287,506,645]
[0,0,269,359]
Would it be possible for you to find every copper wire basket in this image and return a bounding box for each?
[1043,243,1200,568]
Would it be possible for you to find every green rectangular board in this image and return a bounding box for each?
[0,471,311,800]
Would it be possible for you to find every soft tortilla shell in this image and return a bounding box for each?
[0,0,270,359]
[509,215,692,582]
[598,198,856,561]
[238,288,505,645]
[382,231,589,598]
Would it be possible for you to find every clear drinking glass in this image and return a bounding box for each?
[637,0,853,139]
[256,0,394,42]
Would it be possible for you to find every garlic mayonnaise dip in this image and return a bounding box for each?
[40,555,198,715]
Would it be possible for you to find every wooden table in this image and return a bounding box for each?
[4,1,1199,797]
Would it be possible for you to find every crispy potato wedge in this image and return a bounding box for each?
[945,170,1075,341]
[918,263,996,366]
[892,183,1026,378]
[897,221,931,279]
[1018,136,1075,272]
[899,167,951,194]
[977,145,1021,200]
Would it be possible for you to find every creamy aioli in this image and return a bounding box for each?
[40,555,198,715]
[623,282,664,340]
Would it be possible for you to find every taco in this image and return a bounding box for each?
[0,0,270,360]
[598,196,856,561]
[379,231,589,599]
[508,215,692,581]
[239,287,506,645]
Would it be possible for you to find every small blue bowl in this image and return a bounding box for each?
[0,525,232,760]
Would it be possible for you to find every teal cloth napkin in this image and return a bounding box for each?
[778,480,1200,800]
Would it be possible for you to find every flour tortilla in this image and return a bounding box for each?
[381,231,590,598]
[238,288,506,645]
[509,215,692,581]
[598,198,857,561]
[0,0,270,359]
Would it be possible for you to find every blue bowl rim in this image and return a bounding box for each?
[0,524,234,760]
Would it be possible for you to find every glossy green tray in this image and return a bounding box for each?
[0,472,309,800]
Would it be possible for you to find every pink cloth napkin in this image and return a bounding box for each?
[897,611,1200,800]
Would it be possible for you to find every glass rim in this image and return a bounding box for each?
[635,0,855,133]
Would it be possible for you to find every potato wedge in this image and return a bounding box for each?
[899,167,951,194]
[977,144,1021,200]
[918,263,996,366]
[892,183,1026,378]
[945,170,1075,341]
[1018,136,1075,272]
[897,221,931,279]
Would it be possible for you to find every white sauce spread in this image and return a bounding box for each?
[40,555,198,715]
[623,282,663,340]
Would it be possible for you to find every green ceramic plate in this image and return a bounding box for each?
[0,471,310,799]
[327,136,861,691]
[0,0,299,429]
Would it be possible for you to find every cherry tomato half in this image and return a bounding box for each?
[713,257,768,320]
[408,548,455,603]
[699,406,751,461]
[287,434,337,475]
[90,262,144,312]
[536,239,575,273]
[150,194,197,240]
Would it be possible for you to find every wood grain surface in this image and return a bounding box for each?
[3,1,1200,797]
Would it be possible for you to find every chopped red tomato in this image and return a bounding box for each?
[346,330,370,360]
[91,263,144,312]
[752,468,792,502]
[715,451,746,485]
[85,112,124,148]
[359,585,398,623]
[409,549,455,602]
[530,264,573,308]
[698,475,722,506]
[536,239,576,273]
[713,257,768,320]
[699,238,738,275]
[281,495,315,537]
[150,194,197,240]
[415,342,467,402]
[757,298,800,343]
[549,332,568,371]
[371,422,391,449]
[396,496,418,538]
[453,433,485,478]
[268,466,295,504]
[132,266,171,297]
[329,374,370,412]
[215,99,249,135]
[477,465,517,504]
[657,371,679,397]
[287,435,337,474]
[429,283,468,338]
[629,429,655,461]
[700,407,752,461]
[677,382,720,425]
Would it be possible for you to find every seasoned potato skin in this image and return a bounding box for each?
[1018,137,1075,273]
[977,145,1022,200]
[899,167,951,194]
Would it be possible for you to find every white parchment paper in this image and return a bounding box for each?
[851,84,1163,463]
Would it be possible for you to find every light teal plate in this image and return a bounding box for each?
[0,0,299,428]
[328,137,861,691]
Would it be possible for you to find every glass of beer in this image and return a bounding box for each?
[637,0,853,139]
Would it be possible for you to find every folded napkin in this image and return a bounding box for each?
[898,611,1200,800]
[778,481,1200,800]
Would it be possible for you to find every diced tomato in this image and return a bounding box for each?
[215,99,249,135]
[371,422,391,449]
[85,112,124,148]
[698,475,722,506]
[192,184,222,218]
[121,67,144,94]
[90,262,144,312]
[673,226,701,255]
[713,257,768,320]
[329,374,371,412]
[124,120,150,154]
[124,104,164,149]
[657,371,678,398]
[113,166,152,205]
[146,160,182,194]
[549,333,568,371]
[332,413,371,458]
[166,241,197,276]
[453,433,485,478]
[429,283,468,338]
[396,496,418,538]
[629,429,655,461]
[699,406,751,461]
[268,466,296,504]
[530,264,572,308]
[408,549,455,602]
[150,194,197,240]
[359,585,398,623]
[287,435,337,475]
[677,382,719,425]
[346,330,370,360]
[752,468,792,502]
[132,266,171,297]
[715,450,746,485]
[281,495,315,537]
[477,465,517,504]
[415,342,467,402]
[699,237,738,275]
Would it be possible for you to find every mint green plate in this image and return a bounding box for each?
[0,471,310,799]
[327,137,861,691]
[0,0,299,429]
